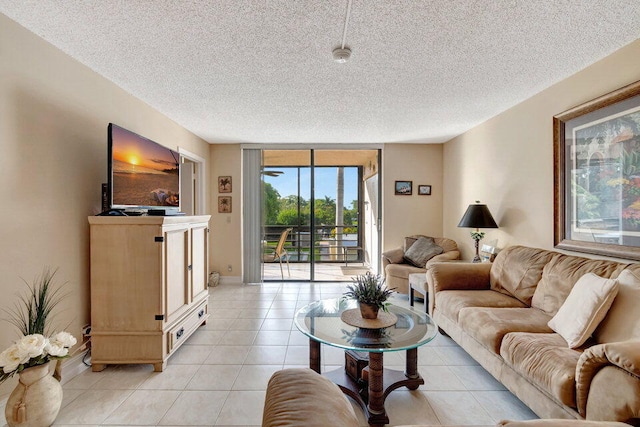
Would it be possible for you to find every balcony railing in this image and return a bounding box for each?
[262,224,361,263]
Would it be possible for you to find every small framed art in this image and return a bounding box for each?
[395,180,412,195]
[218,176,232,193]
[418,185,432,195]
[218,196,232,213]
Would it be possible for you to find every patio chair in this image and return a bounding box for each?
[263,228,293,279]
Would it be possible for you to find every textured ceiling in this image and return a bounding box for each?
[1,1,639,144]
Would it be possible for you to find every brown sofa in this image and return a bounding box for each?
[427,245,640,424]
[262,368,631,427]
[382,235,460,295]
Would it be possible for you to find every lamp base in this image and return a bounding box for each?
[473,237,481,263]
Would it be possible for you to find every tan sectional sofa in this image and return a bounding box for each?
[382,235,460,294]
[427,246,640,424]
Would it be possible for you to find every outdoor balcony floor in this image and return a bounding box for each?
[262,261,373,281]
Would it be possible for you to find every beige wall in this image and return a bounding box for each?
[207,144,443,278]
[0,14,210,394]
[443,39,640,261]
[209,144,242,277]
[382,144,444,252]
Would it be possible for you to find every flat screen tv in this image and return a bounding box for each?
[108,123,180,213]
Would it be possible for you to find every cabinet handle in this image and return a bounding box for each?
[188,264,193,271]
[176,328,185,339]
[198,309,205,318]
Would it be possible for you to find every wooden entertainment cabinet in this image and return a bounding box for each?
[88,215,211,372]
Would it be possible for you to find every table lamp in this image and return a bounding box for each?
[457,201,498,262]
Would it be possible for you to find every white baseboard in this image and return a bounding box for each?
[218,275,242,285]
[60,350,91,385]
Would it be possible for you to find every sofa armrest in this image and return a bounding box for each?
[497,420,631,427]
[382,247,405,269]
[576,340,640,418]
[427,262,491,293]
[426,250,461,267]
[426,262,491,315]
[262,368,360,427]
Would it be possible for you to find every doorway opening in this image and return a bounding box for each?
[178,148,205,216]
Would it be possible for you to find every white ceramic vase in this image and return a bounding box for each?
[5,362,63,427]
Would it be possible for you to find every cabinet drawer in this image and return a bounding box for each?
[167,300,208,354]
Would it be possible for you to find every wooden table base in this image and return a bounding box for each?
[308,339,424,427]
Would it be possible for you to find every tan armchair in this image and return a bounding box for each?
[382,235,459,295]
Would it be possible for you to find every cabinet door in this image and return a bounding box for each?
[164,225,190,325]
[191,223,209,302]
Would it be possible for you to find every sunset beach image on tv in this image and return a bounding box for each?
[109,124,179,208]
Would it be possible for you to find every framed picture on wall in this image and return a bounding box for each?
[218,196,232,213]
[218,176,232,193]
[554,80,640,260]
[418,185,432,195]
[394,180,412,195]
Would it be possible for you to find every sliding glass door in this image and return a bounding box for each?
[260,149,380,282]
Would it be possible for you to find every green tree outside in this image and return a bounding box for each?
[262,182,281,225]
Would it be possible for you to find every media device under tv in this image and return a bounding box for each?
[107,123,181,215]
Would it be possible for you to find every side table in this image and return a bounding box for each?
[408,272,428,313]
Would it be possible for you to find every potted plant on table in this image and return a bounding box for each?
[0,268,77,427]
[343,272,395,319]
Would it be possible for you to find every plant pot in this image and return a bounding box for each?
[5,361,63,427]
[358,302,379,319]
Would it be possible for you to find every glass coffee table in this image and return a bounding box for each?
[294,298,438,427]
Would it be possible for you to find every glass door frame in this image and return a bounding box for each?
[248,144,383,282]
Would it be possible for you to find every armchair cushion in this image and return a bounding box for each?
[403,236,443,268]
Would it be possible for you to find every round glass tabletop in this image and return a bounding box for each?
[294,298,438,353]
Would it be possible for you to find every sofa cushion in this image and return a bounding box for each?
[490,246,555,305]
[595,268,640,344]
[459,307,553,354]
[501,332,583,408]
[436,289,526,323]
[386,262,426,279]
[403,236,443,268]
[531,254,626,316]
[548,273,618,348]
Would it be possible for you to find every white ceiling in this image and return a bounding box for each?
[1,1,639,144]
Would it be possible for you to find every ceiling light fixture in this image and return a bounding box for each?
[333,0,353,63]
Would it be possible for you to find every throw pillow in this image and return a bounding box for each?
[403,236,419,252]
[403,236,443,268]
[547,273,619,348]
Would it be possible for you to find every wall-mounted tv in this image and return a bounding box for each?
[108,123,180,213]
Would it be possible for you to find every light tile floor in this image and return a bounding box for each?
[2,282,538,427]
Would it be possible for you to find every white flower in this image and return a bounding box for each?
[0,344,30,373]
[18,334,48,358]
[50,331,77,348]
[44,341,68,357]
